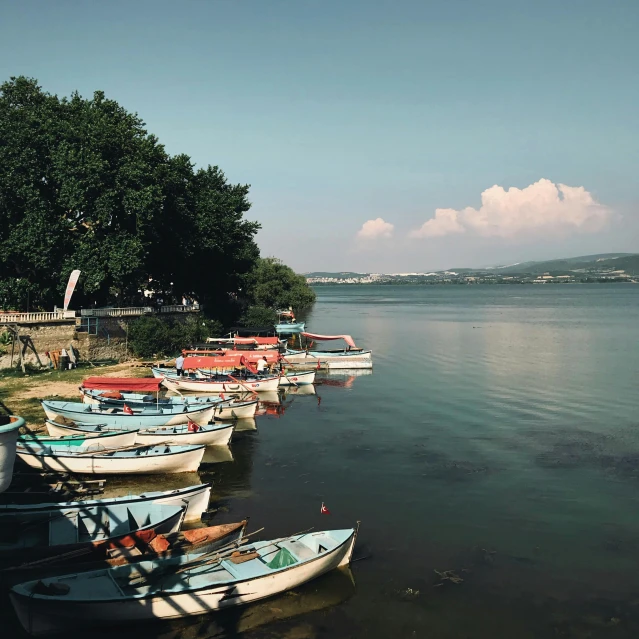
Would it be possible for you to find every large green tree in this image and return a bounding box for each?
[0,77,259,315]
[245,257,316,313]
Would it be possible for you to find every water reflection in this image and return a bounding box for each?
[98,472,203,500]
[234,418,257,432]
[282,384,317,397]
[201,446,234,465]
[200,431,258,501]
[153,567,355,639]
[317,370,372,388]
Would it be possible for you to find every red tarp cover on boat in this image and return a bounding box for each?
[182,352,280,370]
[301,333,358,349]
[82,377,163,392]
[234,337,280,345]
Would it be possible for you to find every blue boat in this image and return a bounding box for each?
[41,400,216,427]
[275,310,306,334]
[10,527,358,634]
[0,484,211,524]
[19,430,138,450]
[0,502,186,565]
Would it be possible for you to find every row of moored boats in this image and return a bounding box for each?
[0,331,371,635]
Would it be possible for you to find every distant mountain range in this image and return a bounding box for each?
[455,253,639,275]
[306,253,639,278]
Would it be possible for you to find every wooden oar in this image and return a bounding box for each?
[128,526,315,587]
[126,529,264,587]
[227,375,259,399]
[68,443,152,457]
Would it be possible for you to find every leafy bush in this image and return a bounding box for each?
[239,305,278,327]
[246,257,315,312]
[128,316,223,358]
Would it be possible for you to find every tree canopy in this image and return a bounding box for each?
[0,76,259,314]
[245,257,316,312]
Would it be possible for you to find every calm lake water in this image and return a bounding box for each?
[5,284,639,638]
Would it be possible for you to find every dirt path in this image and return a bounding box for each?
[1,362,152,428]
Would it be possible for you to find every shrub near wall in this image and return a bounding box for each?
[128,316,222,358]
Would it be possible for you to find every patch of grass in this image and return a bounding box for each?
[14,396,80,432]
[0,362,153,430]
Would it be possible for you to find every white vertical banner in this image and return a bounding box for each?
[63,270,81,311]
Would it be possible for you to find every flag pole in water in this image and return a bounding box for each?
[320,502,330,515]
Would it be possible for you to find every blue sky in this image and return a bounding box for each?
[1,0,637,272]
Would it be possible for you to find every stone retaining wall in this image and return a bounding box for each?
[0,312,198,369]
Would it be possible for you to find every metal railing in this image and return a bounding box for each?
[0,310,75,323]
[1,305,200,324]
[160,304,200,313]
[80,307,154,317]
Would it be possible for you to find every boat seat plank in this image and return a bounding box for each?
[49,513,79,546]
[221,557,270,580]
[278,539,316,561]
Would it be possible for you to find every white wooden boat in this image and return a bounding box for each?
[283,332,373,369]
[211,397,259,420]
[0,484,211,524]
[0,502,186,564]
[283,350,373,369]
[49,422,235,447]
[16,442,206,474]
[42,400,216,427]
[23,429,139,450]
[159,567,355,639]
[135,422,234,447]
[1,520,248,587]
[162,374,280,394]
[46,419,234,446]
[10,527,357,635]
[0,415,23,493]
[82,386,259,420]
[278,369,316,386]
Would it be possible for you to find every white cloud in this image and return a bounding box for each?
[357,217,394,240]
[408,209,465,238]
[410,179,612,239]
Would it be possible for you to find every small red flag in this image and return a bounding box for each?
[122,404,133,415]
[320,502,330,515]
[316,359,321,370]
[187,419,199,433]
[220,392,225,400]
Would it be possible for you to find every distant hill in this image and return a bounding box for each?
[306,254,639,280]
[493,253,639,275]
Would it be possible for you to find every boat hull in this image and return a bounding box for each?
[278,370,316,385]
[0,504,185,570]
[1,521,246,587]
[36,428,139,449]
[42,401,216,427]
[275,321,305,334]
[0,416,23,493]
[162,375,280,394]
[83,388,258,420]
[135,423,234,447]
[10,530,356,635]
[283,350,373,370]
[0,483,211,523]
[211,399,258,420]
[16,445,205,474]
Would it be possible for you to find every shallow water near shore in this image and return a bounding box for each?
[4,283,639,638]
